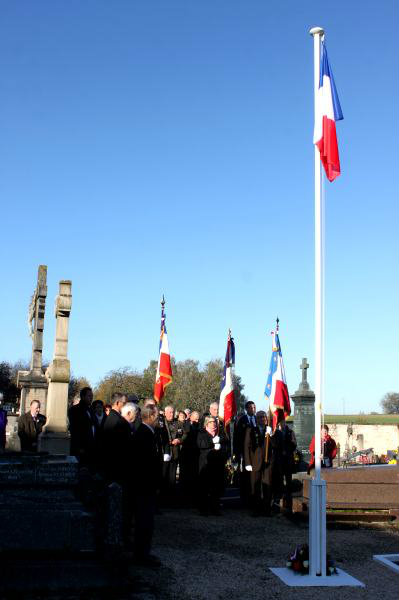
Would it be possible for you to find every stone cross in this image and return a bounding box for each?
[300,357,309,390]
[17,266,49,417]
[28,265,47,376]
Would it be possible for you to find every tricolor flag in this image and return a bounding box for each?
[264,326,291,429]
[313,42,343,182]
[219,330,236,427]
[153,298,173,404]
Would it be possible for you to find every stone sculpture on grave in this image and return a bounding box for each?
[17,265,49,416]
[292,357,315,463]
[39,280,72,454]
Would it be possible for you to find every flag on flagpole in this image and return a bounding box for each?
[313,41,343,182]
[219,330,236,427]
[153,297,173,404]
[264,324,291,429]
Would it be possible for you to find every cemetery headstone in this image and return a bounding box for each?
[292,357,315,464]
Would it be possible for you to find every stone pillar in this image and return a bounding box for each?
[39,281,72,454]
[17,265,49,416]
[292,357,315,462]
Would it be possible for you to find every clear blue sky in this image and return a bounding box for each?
[1,1,398,413]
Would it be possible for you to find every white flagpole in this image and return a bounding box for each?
[309,26,327,578]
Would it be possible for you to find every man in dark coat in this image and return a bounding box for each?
[197,416,227,516]
[233,401,257,505]
[271,417,297,513]
[243,411,273,516]
[179,410,200,499]
[132,404,162,567]
[18,400,46,452]
[143,399,164,498]
[161,405,184,498]
[101,392,129,483]
[68,387,95,466]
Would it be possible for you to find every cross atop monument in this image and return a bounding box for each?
[28,265,48,375]
[300,357,310,390]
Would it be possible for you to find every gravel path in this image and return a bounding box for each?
[1,507,397,599]
[131,506,399,600]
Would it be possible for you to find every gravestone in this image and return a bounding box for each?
[0,453,95,551]
[292,358,315,462]
[17,265,49,416]
[39,280,72,454]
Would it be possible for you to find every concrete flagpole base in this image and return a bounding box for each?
[309,478,327,575]
[269,567,365,587]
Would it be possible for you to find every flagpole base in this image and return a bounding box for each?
[269,568,364,587]
[309,478,327,576]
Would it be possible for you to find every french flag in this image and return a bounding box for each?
[219,330,236,427]
[313,42,343,182]
[153,301,173,404]
[264,328,291,429]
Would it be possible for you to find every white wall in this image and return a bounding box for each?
[326,423,399,457]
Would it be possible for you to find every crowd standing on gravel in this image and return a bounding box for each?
[17,387,335,569]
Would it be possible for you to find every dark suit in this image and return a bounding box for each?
[243,426,272,514]
[234,413,256,504]
[18,412,46,452]
[101,409,135,545]
[197,430,227,513]
[102,409,133,484]
[180,420,199,497]
[271,425,297,511]
[68,402,95,465]
[233,413,256,457]
[162,418,184,495]
[132,423,160,557]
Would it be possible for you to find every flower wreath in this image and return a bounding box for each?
[286,544,337,575]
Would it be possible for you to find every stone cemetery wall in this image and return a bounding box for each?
[326,422,399,456]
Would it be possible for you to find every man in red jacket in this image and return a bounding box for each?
[309,425,337,472]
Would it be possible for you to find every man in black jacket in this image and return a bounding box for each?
[101,392,129,483]
[233,401,257,505]
[197,416,227,516]
[68,387,95,466]
[18,400,46,452]
[180,410,200,499]
[161,405,184,499]
[132,404,162,567]
[243,411,273,516]
[271,417,297,513]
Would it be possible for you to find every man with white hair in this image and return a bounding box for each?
[200,401,225,438]
[121,402,140,434]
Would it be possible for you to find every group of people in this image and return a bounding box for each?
[14,390,337,568]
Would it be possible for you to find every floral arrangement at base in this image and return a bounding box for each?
[286,544,337,575]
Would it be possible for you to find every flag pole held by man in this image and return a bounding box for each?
[219,329,236,433]
[154,295,173,404]
[264,319,291,430]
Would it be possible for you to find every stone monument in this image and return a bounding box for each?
[17,265,49,415]
[39,280,72,454]
[292,357,315,462]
